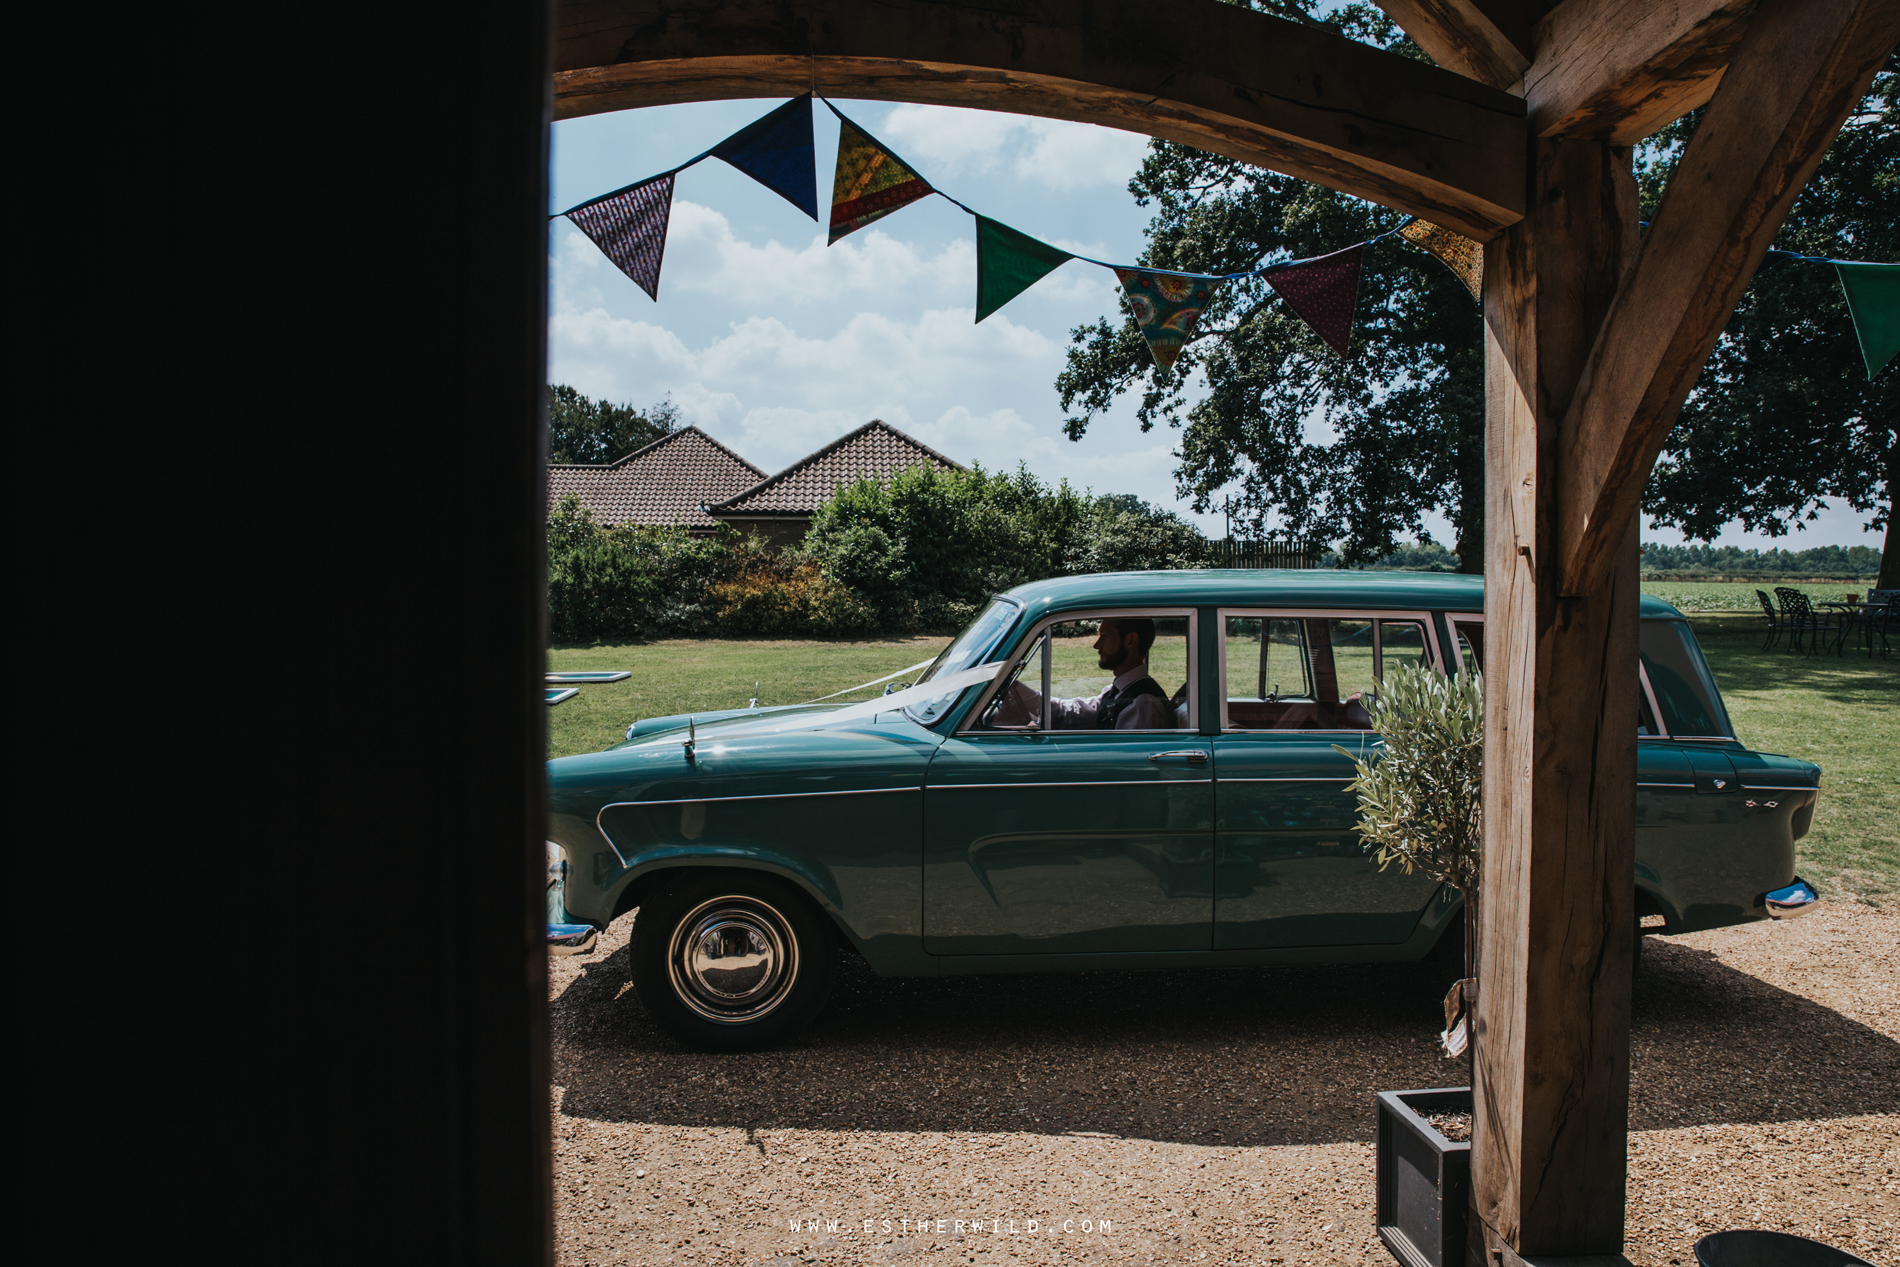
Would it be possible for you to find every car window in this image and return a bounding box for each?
[1640,619,1733,739]
[1455,615,1667,737]
[906,597,1022,724]
[1453,620,1482,676]
[970,613,1193,732]
[1328,618,1379,701]
[1221,613,1435,731]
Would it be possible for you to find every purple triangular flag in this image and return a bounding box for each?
[1265,243,1364,357]
[565,172,676,300]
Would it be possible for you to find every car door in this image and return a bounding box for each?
[922,610,1213,955]
[1212,610,1443,948]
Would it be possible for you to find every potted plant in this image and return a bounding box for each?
[1337,663,1483,1267]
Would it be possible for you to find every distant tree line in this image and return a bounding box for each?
[1316,538,1883,577]
[1636,542,1882,578]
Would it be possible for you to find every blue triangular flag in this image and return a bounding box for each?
[710,94,818,221]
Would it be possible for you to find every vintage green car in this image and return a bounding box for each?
[546,571,1821,1050]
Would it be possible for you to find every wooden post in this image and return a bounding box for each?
[1474,136,1641,1260]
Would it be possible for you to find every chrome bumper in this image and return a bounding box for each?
[547,840,598,953]
[548,923,599,955]
[1765,876,1820,919]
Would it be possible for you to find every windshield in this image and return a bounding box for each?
[906,597,1023,724]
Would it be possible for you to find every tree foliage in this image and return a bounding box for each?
[548,384,681,465]
[548,471,1214,643]
[1338,662,1484,912]
[1055,5,1485,570]
[804,464,1210,631]
[1637,64,1897,587]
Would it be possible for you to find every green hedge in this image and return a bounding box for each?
[548,465,1215,643]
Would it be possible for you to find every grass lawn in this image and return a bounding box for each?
[547,636,951,759]
[549,613,1896,907]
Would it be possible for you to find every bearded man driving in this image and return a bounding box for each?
[997,616,1176,730]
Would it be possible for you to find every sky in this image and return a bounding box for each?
[548,98,1879,552]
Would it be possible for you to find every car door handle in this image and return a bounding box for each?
[1149,750,1209,765]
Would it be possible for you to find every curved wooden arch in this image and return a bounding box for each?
[556,0,1527,240]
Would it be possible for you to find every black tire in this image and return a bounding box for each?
[630,871,838,1052]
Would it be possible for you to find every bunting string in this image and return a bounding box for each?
[557,95,1896,378]
[1763,248,1898,379]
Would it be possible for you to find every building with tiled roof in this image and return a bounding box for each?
[547,427,765,532]
[706,420,964,544]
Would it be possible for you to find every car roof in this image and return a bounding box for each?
[999,569,1685,618]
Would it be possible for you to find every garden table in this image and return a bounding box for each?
[1820,600,1890,656]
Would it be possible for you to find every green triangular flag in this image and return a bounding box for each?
[975,217,1073,322]
[1836,261,1899,378]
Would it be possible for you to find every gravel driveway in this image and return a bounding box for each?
[552,905,1898,1266]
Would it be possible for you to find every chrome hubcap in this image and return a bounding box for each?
[666,896,798,1024]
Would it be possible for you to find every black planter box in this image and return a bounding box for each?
[1375,1087,1471,1267]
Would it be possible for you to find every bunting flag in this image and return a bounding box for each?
[709,93,818,221]
[829,115,933,245]
[564,172,676,301]
[1115,269,1222,371]
[553,100,1889,380]
[1834,262,1899,378]
[1400,218,1483,299]
[975,217,1074,322]
[1265,243,1365,357]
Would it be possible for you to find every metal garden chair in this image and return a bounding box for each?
[1865,589,1895,658]
[1755,589,1783,650]
[1773,587,1826,655]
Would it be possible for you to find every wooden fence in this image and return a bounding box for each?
[1211,538,1324,569]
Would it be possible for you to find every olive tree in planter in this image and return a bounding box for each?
[1337,662,1483,1267]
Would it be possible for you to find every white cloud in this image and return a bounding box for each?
[660,202,972,303]
[879,106,1149,191]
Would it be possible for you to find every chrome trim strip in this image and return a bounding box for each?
[1638,662,1668,739]
[1741,785,1818,792]
[594,787,917,868]
[1638,782,1695,788]
[1217,776,1351,784]
[928,779,1209,790]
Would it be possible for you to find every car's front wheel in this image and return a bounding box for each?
[630,871,837,1051]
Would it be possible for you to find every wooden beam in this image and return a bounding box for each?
[1527,0,1759,142]
[556,0,1528,240]
[1476,137,1640,1259]
[1372,1,1544,89]
[1555,0,1899,597]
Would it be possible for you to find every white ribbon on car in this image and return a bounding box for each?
[759,661,1007,732]
[801,655,941,704]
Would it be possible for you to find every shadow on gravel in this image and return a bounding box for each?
[1628,935,1900,1129]
[551,922,1898,1148]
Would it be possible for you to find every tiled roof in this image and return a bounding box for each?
[709,420,964,516]
[547,427,765,529]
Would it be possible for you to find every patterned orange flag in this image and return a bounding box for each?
[828,115,933,245]
[1399,218,1483,299]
